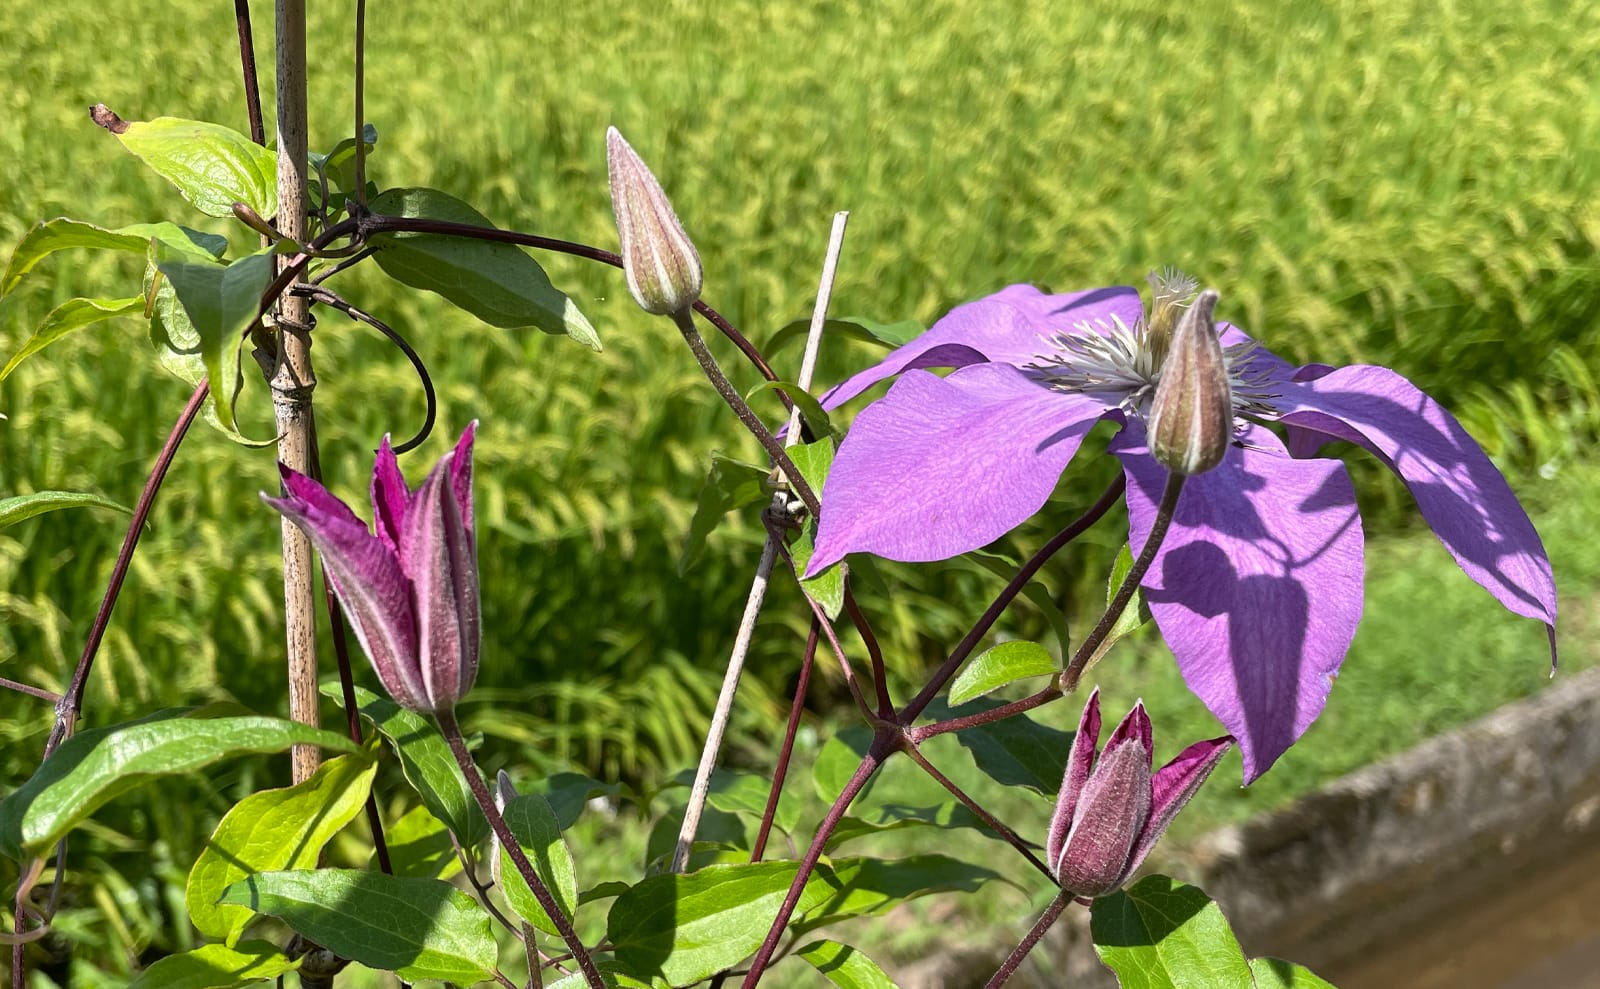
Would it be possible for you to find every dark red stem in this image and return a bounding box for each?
[751,621,820,863]
[901,744,1051,879]
[983,889,1073,988]
[233,0,265,146]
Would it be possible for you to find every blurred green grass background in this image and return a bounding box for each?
[3,0,1598,982]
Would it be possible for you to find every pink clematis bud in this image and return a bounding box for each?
[263,424,481,713]
[606,126,703,316]
[1047,689,1231,897]
[1147,289,1232,475]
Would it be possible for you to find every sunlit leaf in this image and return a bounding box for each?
[1,217,225,297]
[0,296,145,382]
[497,793,579,938]
[154,248,275,430]
[948,640,1058,706]
[1090,875,1255,989]
[681,455,770,574]
[106,115,278,219]
[124,940,298,989]
[796,939,899,989]
[0,490,132,530]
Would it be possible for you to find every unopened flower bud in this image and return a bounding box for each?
[1147,289,1232,475]
[606,127,702,316]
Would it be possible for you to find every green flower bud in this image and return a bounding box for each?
[606,127,703,316]
[1148,289,1232,475]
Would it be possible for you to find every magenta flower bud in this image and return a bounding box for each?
[1047,689,1231,897]
[263,425,481,713]
[606,126,703,316]
[1147,289,1232,475]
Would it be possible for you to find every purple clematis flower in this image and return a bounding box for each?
[263,424,481,714]
[1049,689,1231,897]
[805,272,1557,779]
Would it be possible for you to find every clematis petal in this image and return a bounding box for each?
[1275,365,1557,654]
[807,362,1111,574]
[449,421,478,534]
[1047,688,1103,871]
[265,465,426,710]
[1125,734,1233,879]
[371,435,411,556]
[1103,699,1154,765]
[1112,425,1365,781]
[403,452,480,712]
[1053,740,1153,895]
[818,285,1144,411]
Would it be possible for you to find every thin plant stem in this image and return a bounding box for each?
[435,709,604,989]
[899,474,1127,725]
[983,889,1073,988]
[775,538,875,720]
[522,920,544,989]
[0,678,60,704]
[671,216,844,872]
[908,682,1060,742]
[739,734,892,987]
[353,0,369,205]
[1062,472,1185,691]
[751,620,820,863]
[273,0,321,784]
[900,745,1051,879]
[233,0,265,145]
[447,831,523,938]
[845,591,893,717]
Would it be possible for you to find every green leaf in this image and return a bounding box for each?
[1090,875,1255,989]
[218,869,497,984]
[1,217,225,297]
[813,725,875,804]
[109,116,278,219]
[155,248,275,430]
[0,295,146,382]
[923,697,1074,795]
[743,379,835,439]
[497,794,579,937]
[788,438,844,618]
[368,187,600,350]
[1248,958,1340,988]
[125,940,298,989]
[324,682,488,845]
[0,490,132,530]
[607,861,837,987]
[379,803,461,880]
[665,767,800,833]
[1094,543,1153,662]
[680,455,770,574]
[311,123,378,193]
[525,771,622,831]
[766,315,925,356]
[796,940,899,989]
[0,713,358,858]
[804,855,999,924]
[187,749,377,941]
[948,641,1058,707]
[823,802,988,851]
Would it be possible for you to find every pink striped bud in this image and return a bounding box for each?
[1147,289,1232,475]
[606,127,702,316]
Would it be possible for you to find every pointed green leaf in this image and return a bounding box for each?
[2,217,225,297]
[744,379,835,439]
[322,682,488,845]
[1090,875,1255,989]
[1094,543,1153,662]
[766,316,925,356]
[187,750,377,941]
[607,861,838,987]
[0,295,145,382]
[0,491,132,530]
[1248,958,1340,988]
[948,641,1058,707]
[796,940,899,989]
[141,260,268,445]
[788,438,844,617]
[155,248,274,430]
[0,714,359,858]
[681,455,770,574]
[109,116,278,219]
[125,940,298,989]
[525,771,622,831]
[218,869,497,984]
[813,725,875,804]
[380,803,461,879]
[923,697,1073,795]
[368,187,600,350]
[804,855,999,923]
[311,123,378,193]
[496,793,579,936]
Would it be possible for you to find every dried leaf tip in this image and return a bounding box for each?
[606,127,703,316]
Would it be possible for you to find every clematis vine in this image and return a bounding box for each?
[263,424,480,714]
[805,272,1557,779]
[1049,689,1231,897]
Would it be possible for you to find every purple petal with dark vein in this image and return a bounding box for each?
[1053,740,1152,896]
[403,455,473,711]
[807,362,1111,574]
[1103,701,1154,766]
[1113,425,1364,781]
[263,474,425,711]
[371,435,410,555]
[1275,365,1557,649]
[448,422,477,533]
[1048,688,1103,873]
[1125,734,1232,879]
[816,284,1144,410]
